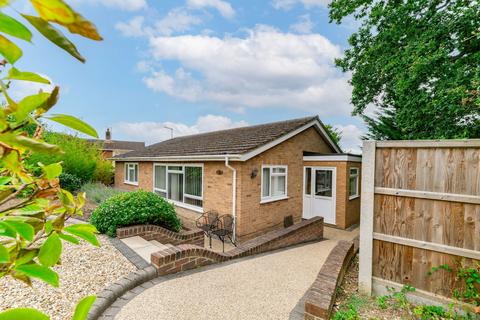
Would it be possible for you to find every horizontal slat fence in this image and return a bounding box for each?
[359,140,480,303]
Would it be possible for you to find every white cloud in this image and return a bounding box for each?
[115,9,202,38]
[290,14,314,34]
[271,0,329,10]
[186,0,235,18]
[9,76,55,101]
[335,124,364,154]
[142,25,351,116]
[72,0,147,11]
[114,115,248,145]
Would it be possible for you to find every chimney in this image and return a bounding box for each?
[105,128,111,140]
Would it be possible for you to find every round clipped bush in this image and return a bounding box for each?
[59,173,82,192]
[90,190,182,237]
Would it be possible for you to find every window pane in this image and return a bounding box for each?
[315,170,332,197]
[155,190,167,198]
[185,167,202,197]
[350,168,358,176]
[262,168,270,197]
[154,166,166,190]
[168,166,182,171]
[168,172,183,202]
[272,167,286,174]
[272,175,286,196]
[134,165,138,182]
[184,197,203,207]
[349,176,357,196]
[305,168,311,195]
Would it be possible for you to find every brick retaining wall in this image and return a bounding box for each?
[116,224,204,247]
[304,238,357,320]
[151,216,324,276]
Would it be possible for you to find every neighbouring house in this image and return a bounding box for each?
[87,129,146,160]
[111,116,361,242]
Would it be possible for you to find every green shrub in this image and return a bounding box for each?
[92,160,114,185]
[90,190,182,237]
[59,173,82,192]
[80,182,124,204]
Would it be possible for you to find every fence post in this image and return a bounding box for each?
[358,140,376,295]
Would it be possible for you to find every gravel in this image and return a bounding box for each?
[0,235,136,320]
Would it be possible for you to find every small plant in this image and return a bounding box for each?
[376,295,388,309]
[90,190,182,237]
[80,182,124,204]
[60,172,82,192]
[333,294,367,320]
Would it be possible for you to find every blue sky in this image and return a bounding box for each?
[9,0,365,153]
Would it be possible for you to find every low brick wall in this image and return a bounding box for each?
[116,224,204,247]
[304,239,356,320]
[152,216,324,276]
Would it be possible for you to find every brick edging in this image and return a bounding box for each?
[87,266,157,320]
[304,238,357,320]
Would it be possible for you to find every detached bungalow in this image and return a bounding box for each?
[112,116,361,242]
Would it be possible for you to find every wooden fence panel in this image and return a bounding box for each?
[359,140,480,305]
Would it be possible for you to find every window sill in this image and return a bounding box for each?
[349,195,360,200]
[168,199,204,213]
[260,196,289,204]
[124,181,138,186]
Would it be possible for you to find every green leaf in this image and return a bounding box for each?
[0,12,32,42]
[7,67,50,84]
[0,243,9,263]
[0,222,16,238]
[64,224,99,247]
[3,220,34,241]
[0,308,49,320]
[40,162,62,179]
[15,249,38,266]
[0,176,11,185]
[0,34,22,64]
[46,114,98,138]
[22,14,85,63]
[72,295,96,320]
[15,92,51,123]
[58,232,79,244]
[15,263,59,287]
[0,133,61,153]
[38,232,62,267]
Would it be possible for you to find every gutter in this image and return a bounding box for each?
[224,156,237,241]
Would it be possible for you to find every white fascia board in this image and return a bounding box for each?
[303,155,363,162]
[239,119,341,161]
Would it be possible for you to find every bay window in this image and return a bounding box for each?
[153,164,203,209]
[261,165,288,203]
[124,163,138,185]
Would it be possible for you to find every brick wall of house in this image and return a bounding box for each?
[235,127,334,241]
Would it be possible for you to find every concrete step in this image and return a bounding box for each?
[149,240,169,251]
[120,236,165,263]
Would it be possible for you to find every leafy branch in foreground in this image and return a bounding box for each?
[0,0,102,319]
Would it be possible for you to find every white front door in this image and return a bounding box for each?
[303,167,336,224]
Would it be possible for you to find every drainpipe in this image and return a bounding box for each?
[225,156,237,241]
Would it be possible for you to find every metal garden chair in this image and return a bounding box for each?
[212,214,236,252]
[195,210,219,249]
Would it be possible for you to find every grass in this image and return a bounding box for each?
[80,182,125,205]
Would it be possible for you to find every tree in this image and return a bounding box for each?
[324,123,343,146]
[0,1,102,319]
[329,0,480,140]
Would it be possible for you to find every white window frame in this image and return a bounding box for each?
[260,165,288,204]
[152,163,204,212]
[124,162,138,185]
[349,167,360,200]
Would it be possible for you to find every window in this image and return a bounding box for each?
[315,170,333,197]
[261,165,288,202]
[124,163,138,184]
[349,168,359,199]
[153,164,203,208]
[304,167,311,195]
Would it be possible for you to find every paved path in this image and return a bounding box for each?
[114,226,358,320]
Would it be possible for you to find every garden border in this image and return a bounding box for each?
[303,236,359,320]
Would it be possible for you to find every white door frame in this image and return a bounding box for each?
[303,166,337,224]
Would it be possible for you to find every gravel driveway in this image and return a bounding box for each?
[115,227,358,320]
[0,235,135,320]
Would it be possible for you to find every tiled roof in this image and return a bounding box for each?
[87,139,145,151]
[113,116,335,159]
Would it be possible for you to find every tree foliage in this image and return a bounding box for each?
[324,123,343,147]
[0,0,102,319]
[329,0,480,140]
